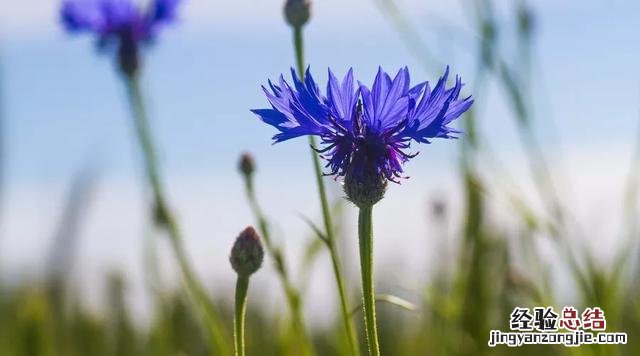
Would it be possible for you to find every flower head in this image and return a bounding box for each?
[61,0,182,75]
[252,66,473,206]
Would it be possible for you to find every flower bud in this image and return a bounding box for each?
[517,3,534,35]
[238,152,255,178]
[230,227,264,277]
[284,0,311,29]
[343,168,387,208]
[431,198,447,220]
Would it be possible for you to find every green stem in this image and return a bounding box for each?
[0,50,4,233]
[358,206,379,356]
[234,275,249,356]
[293,26,361,356]
[244,175,314,355]
[124,75,229,356]
[293,27,305,78]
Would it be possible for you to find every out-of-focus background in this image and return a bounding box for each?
[1,0,639,355]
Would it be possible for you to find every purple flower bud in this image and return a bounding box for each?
[230,227,264,277]
[284,0,311,28]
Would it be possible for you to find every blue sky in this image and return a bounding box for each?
[1,0,639,319]
[2,0,639,184]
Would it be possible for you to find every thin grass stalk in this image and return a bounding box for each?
[623,112,640,241]
[358,206,379,356]
[481,1,591,289]
[0,49,4,234]
[371,0,441,72]
[620,112,640,303]
[123,74,228,355]
[243,174,314,355]
[292,26,361,356]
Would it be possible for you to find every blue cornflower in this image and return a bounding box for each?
[252,67,473,206]
[61,0,181,75]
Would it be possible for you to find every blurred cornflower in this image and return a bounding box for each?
[59,1,233,353]
[252,66,473,206]
[60,0,181,75]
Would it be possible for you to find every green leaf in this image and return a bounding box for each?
[350,294,417,317]
[299,214,329,245]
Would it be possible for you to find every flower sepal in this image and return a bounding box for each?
[344,167,388,208]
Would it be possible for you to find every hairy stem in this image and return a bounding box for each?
[234,275,249,356]
[358,206,380,356]
[124,75,228,356]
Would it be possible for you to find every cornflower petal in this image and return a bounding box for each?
[252,68,333,142]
